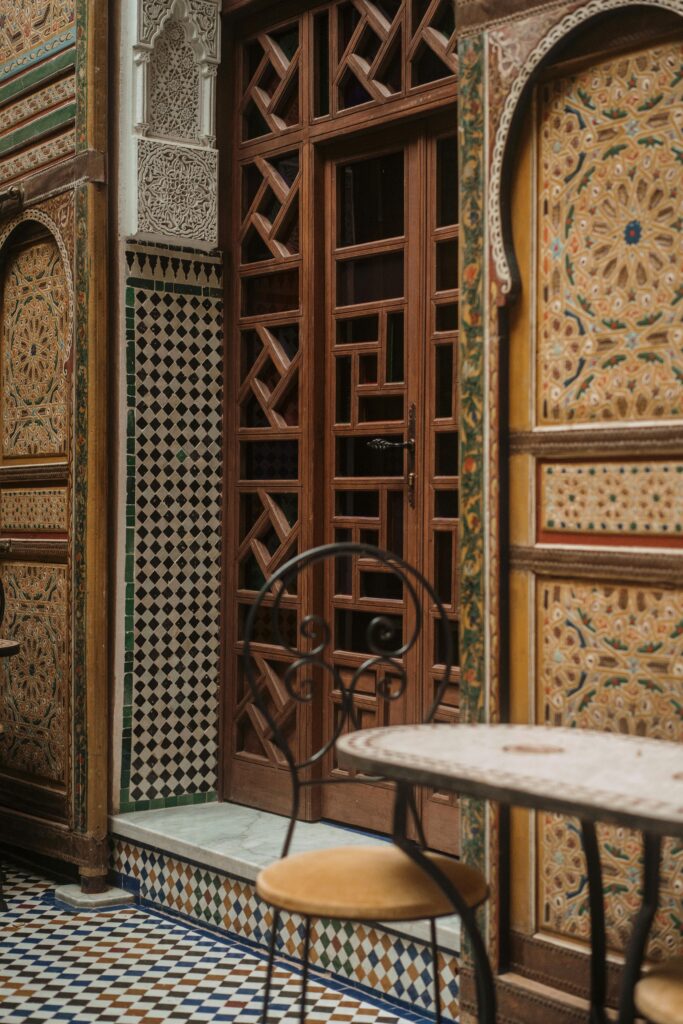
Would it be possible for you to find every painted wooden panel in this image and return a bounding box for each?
[0,1,74,64]
[537,40,683,425]
[0,0,77,186]
[539,461,683,541]
[0,562,69,788]
[1,235,70,457]
[537,578,683,956]
[0,488,68,532]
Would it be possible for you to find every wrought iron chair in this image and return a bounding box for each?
[243,542,495,1024]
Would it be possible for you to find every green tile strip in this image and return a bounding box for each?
[121,263,137,812]
[458,32,487,876]
[0,48,75,108]
[0,102,76,157]
[119,790,218,814]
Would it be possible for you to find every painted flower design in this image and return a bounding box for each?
[550,236,563,260]
[624,219,642,245]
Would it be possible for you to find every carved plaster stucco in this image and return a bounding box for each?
[488,0,683,295]
[137,139,217,244]
[130,0,220,245]
[134,0,219,144]
[148,19,201,142]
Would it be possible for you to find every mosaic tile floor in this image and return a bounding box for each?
[0,866,430,1024]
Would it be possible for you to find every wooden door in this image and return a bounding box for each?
[223,1,460,847]
[506,29,683,998]
[319,120,460,846]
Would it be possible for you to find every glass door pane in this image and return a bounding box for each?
[322,138,421,832]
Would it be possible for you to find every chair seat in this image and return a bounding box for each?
[256,844,488,921]
[635,956,683,1024]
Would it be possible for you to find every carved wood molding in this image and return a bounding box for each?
[0,464,68,485]
[0,540,68,563]
[0,813,108,870]
[509,930,623,1005]
[509,425,683,457]
[459,966,590,1024]
[510,545,683,586]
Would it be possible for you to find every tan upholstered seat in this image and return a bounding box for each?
[256,844,488,921]
[634,957,683,1024]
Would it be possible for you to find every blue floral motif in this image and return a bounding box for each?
[624,219,642,245]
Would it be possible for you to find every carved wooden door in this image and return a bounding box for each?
[223,0,460,849]
[506,31,683,1002]
[319,122,460,846]
[226,120,460,846]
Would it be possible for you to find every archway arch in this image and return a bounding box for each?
[489,0,683,298]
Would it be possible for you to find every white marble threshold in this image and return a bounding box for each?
[110,801,462,952]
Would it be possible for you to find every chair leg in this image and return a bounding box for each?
[300,916,311,1024]
[430,919,442,1024]
[262,907,280,1024]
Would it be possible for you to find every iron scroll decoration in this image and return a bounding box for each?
[242,542,455,779]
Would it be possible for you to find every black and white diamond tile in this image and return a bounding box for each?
[125,245,223,806]
[0,866,424,1024]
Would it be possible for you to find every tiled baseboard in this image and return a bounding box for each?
[110,836,461,1021]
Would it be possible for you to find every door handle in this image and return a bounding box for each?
[366,437,414,451]
[365,403,416,508]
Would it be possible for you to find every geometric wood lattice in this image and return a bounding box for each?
[228,3,458,832]
[240,151,300,265]
[239,324,300,430]
[238,2,457,130]
[241,21,301,142]
[408,0,457,88]
[336,0,405,107]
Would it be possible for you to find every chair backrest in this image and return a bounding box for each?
[242,542,455,839]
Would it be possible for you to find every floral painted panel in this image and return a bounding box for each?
[540,462,683,539]
[538,579,683,956]
[0,562,69,785]
[1,236,70,458]
[0,0,74,64]
[537,41,683,424]
[0,488,67,532]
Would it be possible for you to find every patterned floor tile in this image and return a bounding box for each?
[0,867,426,1024]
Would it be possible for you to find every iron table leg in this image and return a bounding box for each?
[617,832,661,1024]
[581,820,608,1024]
[392,784,496,1024]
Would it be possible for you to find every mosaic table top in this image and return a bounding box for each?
[337,724,683,837]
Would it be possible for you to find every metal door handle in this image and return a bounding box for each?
[366,437,414,451]
[365,403,416,508]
